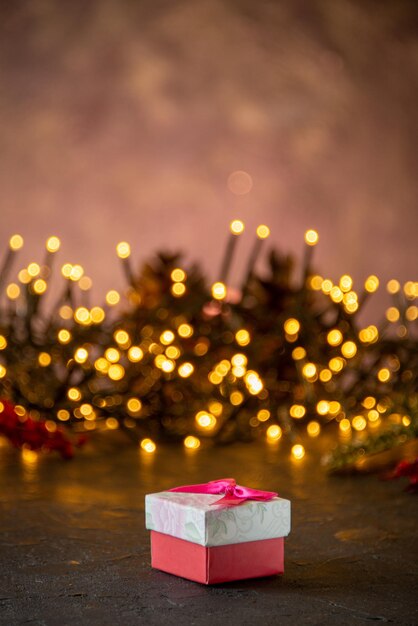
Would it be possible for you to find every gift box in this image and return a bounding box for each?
[145,478,291,584]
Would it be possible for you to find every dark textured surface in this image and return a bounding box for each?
[1,437,417,625]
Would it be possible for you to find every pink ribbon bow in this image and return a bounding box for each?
[169,478,278,506]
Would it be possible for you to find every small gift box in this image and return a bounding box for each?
[145,478,291,584]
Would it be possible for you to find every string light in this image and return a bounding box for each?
[211,282,226,300]
[46,236,61,253]
[304,230,319,246]
[291,444,305,459]
[230,220,245,235]
[9,234,24,250]
[256,225,270,239]
[116,242,131,259]
[184,435,200,449]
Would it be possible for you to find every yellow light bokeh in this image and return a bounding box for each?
[291,444,305,459]
[106,290,120,306]
[195,411,217,430]
[304,229,319,246]
[230,391,244,405]
[386,307,400,322]
[140,438,156,453]
[27,263,40,277]
[339,418,351,433]
[108,364,125,380]
[230,219,245,235]
[339,275,353,292]
[257,409,270,422]
[329,357,344,373]
[160,330,175,345]
[284,318,300,335]
[341,341,357,359]
[231,353,247,367]
[178,323,193,338]
[310,275,323,290]
[38,352,51,367]
[377,368,390,383]
[290,404,306,419]
[114,329,130,347]
[33,279,47,295]
[171,282,186,297]
[90,307,105,324]
[327,329,343,346]
[256,224,270,239]
[184,435,200,450]
[292,346,306,360]
[128,346,144,362]
[365,275,379,293]
[57,409,70,421]
[74,307,91,325]
[116,241,131,259]
[171,268,186,282]
[58,329,71,344]
[68,387,81,401]
[0,335,7,350]
[105,347,120,363]
[9,234,24,250]
[352,415,367,431]
[386,279,400,294]
[307,421,321,437]
[178,362,194,377]
[235,329,250,346]
[316,400,330,415]
[74,347,88,364]
[266,424,282,441]
[319,368,332,382]
[6,283,20,299]
[127,397,142,414]
[302,363,317,380]
[46,236,61,253]
[211,282,227,300]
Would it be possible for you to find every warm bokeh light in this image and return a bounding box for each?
[266,424,282,441]
[364,275,379,293]
[171,268,186,282]
[116,241,131,259]
[230,219,245,235]
[290,404,306,419]
[106,290,120,306]
[284,318,300,335]
[184,435,200,449]
[291,444,305,459]
[38,352,51,367]
[304,229,319,246]
[386,279,400,294]
[235,329,250,346]
[178,362,194,377]
[292,346,306,360]
[341,341,357,359]
[307,421,321,437]
[140,438,156,453]
[9,234,24,250]
[327,329,343,346]
[211,281,227,300]
[46,236,61,253]
[256,224,270,239]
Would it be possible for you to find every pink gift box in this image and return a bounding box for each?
[145,479,291,584]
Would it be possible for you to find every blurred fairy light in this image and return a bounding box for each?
[0,226,416,467]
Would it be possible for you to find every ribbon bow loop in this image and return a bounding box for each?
[169,478,278,507]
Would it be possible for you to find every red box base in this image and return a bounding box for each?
[150,531,284,584]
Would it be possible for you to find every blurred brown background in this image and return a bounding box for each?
[0,0,417,305]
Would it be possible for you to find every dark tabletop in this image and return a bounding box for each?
[1,435,417,626]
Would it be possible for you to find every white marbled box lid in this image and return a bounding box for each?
[145,491,291,547]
